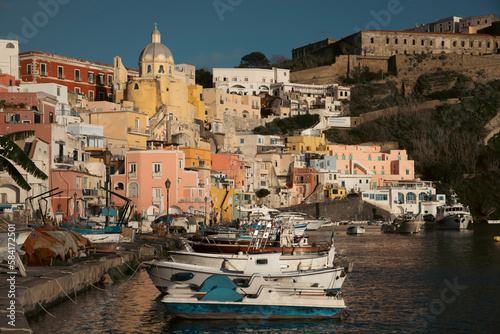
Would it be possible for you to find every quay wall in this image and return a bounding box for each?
[280,197,390,221]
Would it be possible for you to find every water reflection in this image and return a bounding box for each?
[29,225,500,333]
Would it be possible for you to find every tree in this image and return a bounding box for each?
[238,52,270,69]
[0,130,48,191]
[195,68,213,88]
[270,54,289,67]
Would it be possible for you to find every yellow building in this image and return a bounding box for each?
[181,147,211,170]
[113,25,192,122]
[82,101,150,150]
[188,85,206,122]
[324,186,346,200]
[286,134,329,155]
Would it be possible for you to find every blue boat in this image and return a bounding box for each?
[161,274,346,319]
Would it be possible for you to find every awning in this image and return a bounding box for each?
[0,204,12,209]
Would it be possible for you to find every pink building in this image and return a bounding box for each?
[211,154,247,191]
[329,145,415,189]
[112,149,207,219]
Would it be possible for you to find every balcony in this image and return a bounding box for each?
[152,196,162,205]
[82,189,99,197]
[58,74,65,80]
[75,77,81,82]
[127,127,151,136]
[178,197,204,203]
[40,72,47,77]
[152,172,161,179]
[129,172,137,180]
[54,156,74,166]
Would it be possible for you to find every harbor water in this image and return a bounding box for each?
[28,224,500,333]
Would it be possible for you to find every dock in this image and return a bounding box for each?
[0,241,165,333]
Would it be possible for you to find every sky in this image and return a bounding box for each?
[0,0,499,71]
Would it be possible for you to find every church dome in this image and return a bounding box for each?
[139,43,173,62]
[138,25,174,63]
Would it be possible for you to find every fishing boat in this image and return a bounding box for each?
[144,252,351,294]
[168,244,336,272]
[346,226,365,235]
[381,213,425,234]
[161,274,346,319]
[434,190,473,230]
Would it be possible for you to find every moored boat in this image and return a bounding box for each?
[161,274,346,319]
[382,213,425,234]
[347,226,365,235]
[144,252,351,293]
[434,190,472,230]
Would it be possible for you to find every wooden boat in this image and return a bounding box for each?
[382,213,425,234]
[161,274,346,319]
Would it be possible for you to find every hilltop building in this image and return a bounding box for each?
[213,67,290,96]
[0,38,19,79]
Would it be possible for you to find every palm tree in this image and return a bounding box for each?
[0,130,48,191]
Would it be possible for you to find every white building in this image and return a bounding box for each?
[0,38,19,79]
[8,83,77,125]
[213,67,290,96]
[361,180,446,216]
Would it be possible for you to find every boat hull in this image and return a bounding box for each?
[168,249,334,272]
[145,261,348,293]
[162,301,345,319]
[435,215,472,230]
[382,221,425,234]
[191,243,330,255]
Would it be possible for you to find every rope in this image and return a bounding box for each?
[39,276,76,304]
[84,277,106,291]
[124,262,145,282]
[17,286,56,319]
[115,264,126,277]
[59,270,77,301]
[116,254,137,272]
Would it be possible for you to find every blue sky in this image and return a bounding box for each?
[0,0,499,71]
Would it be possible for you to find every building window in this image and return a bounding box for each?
[395,39,398,44]
[129,163,137,174]
[88,72,95,84]
[470,42,473,47]
[412,40,416,45]
[40,63,46,76]
[98,74,105,85]
[147,65,152,73]
[89,90,94,101]
[461,41,465,47]
[57,86,60,96]
[404,39,407,45]
[453,41,457,47]
[159,65,165,74]
[27,64,32,75]
[430,40,433,46]
[240,139,244,144]
[370,37,374,43]
[108,74,112,85]
[406,169,410,175]
[153,163,161,177]
[421,40,424,46]
[58,66,64,79]
[99,92,104,100]
[108,93,113,102]
[386,38,389,44]
[134,83,139,89]
[441,41,445,47]
[75,87,80,94]
[75,69,80,82]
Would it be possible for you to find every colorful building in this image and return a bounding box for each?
[19,51,138,102]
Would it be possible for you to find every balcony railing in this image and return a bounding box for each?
[152,196,161,205]
[75,77,81,82]
[127,127,151,136]
[54,156,74,165]
[178,197,204,203]
[82,189,99,197]
[58,74,65,80]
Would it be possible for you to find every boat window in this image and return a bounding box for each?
[256,259,268,265]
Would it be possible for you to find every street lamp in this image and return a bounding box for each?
[204,196,208,227]
[165,178,171,234]
[104,148,112,226]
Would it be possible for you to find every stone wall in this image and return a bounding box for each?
[279,197,390,221]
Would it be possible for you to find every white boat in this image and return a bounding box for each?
[161,274,346,319]
[168,245,336,272]
[145,252,351,293]
[487,220,500,225]
[275,212,327,231]
[347,226,365,235]
[434,190,473,230]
